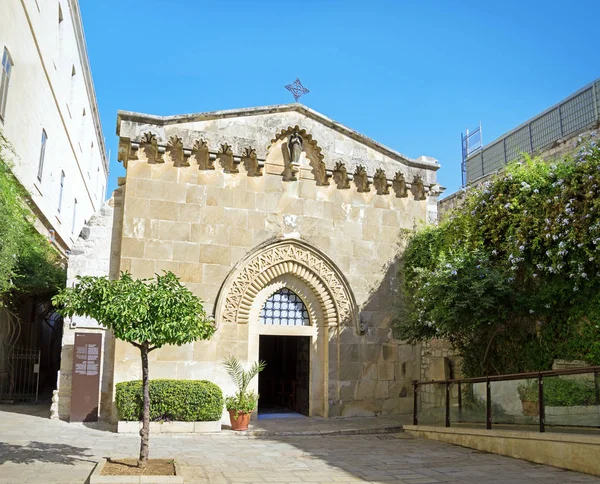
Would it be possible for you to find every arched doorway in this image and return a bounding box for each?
[215,238,361,418]
[258,288,311,416]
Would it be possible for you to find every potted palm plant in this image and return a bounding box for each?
[223,356,266,431]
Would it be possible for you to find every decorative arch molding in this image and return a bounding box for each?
[215,238,364,334]
[267,125,324,162]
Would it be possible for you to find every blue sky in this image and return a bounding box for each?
[81,0,600,198]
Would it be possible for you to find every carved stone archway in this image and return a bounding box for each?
[215,238,361,333]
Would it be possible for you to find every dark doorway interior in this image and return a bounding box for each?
[258,335,310,417]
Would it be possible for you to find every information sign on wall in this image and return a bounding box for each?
[70,332,102,422]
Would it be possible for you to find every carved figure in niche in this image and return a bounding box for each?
[332,161,350,189]
[392,172,408,198]
[192,139,213,170]
[218,143,238,174]
[411,175,426,200]
[139,131,161,163]
[373,169,389,195]
[242,147,262,177]
[167,135,187,167]
[288,131,303,165]
[353,165,371,193]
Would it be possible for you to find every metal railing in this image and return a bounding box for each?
[413,366,600,433]
[466,79,600,184]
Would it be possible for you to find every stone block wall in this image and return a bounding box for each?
[51,192,123,421]
[110,106,440,420]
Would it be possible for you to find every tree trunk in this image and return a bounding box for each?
[138,342,150,468]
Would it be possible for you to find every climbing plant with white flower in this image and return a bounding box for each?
[395,134,600,377]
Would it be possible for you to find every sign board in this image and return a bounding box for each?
[70,332,102,422]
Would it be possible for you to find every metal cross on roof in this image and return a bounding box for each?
[285,78,310,102]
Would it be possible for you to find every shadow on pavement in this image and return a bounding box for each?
[0,402,51,419]
[0,441,95,465]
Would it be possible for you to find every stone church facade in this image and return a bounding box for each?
[52,104,440,422]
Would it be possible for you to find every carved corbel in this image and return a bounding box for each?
[353,165,371,193]
[191,139,213,170]
[241,147,262,177]
[392,172,408,198]
[166,135,187,167]
[138,131,163,163]
[117,138,138,168]
[411,175,426,200]
[218,143,238,173]
[311,158,330,186]
[373,168,390,195]
[332,161,350,189]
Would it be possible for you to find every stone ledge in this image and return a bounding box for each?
[117,421,221,434]
[89,459,184,484]
[225,425,404,438]
[403,425,600,477]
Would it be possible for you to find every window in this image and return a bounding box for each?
[0,48,13,121]
[259,288,310,326]
[37,129,48,180]
[58,170,65,213]
[71,198,77,234]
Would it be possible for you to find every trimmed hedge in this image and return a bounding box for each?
[518,377,598,406]
[115,379,224,422]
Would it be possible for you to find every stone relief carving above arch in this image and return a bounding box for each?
[373,168,389,195]
[215,239,363,334]
[218,143,238,173]
[241,147,262,177]
[332,161,350,189]
[353,165,371,193]
[191,139,213,170]
[392,172,408,198]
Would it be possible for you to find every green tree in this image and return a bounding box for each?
[396,134,600,376]
[0,131,65,306]
[52,271,215,468]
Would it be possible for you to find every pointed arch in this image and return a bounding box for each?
[215,238,362,333]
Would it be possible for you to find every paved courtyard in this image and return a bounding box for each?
[1,405,599,484]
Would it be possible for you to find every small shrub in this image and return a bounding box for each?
[116,380,223,422]
[517,378,597,406]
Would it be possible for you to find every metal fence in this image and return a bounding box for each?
[0,344,41,403]
[413,366,600,433]
[466,79,600,184]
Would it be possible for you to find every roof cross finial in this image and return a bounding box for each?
[285,78,310,103]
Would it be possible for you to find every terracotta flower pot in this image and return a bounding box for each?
[521,400,539,416]
[228,410,251,431]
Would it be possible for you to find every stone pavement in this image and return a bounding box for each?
[1,405,600,484]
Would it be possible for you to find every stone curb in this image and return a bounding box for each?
[225,425,404,437]
[89,458,184,484]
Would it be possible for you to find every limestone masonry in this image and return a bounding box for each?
[53,103,440,422]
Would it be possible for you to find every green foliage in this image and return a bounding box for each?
[517,378,597,406]
[53,271,215,466]
[223,356,266,416]
[224,392,259,415]
[115,379,224,422]
[396,134,600,376]
[0,131,65,305]
[52,271,215,349]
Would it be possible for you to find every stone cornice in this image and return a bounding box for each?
[116,104,440,172]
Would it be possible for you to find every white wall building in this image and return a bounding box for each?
[0,0,108,254]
